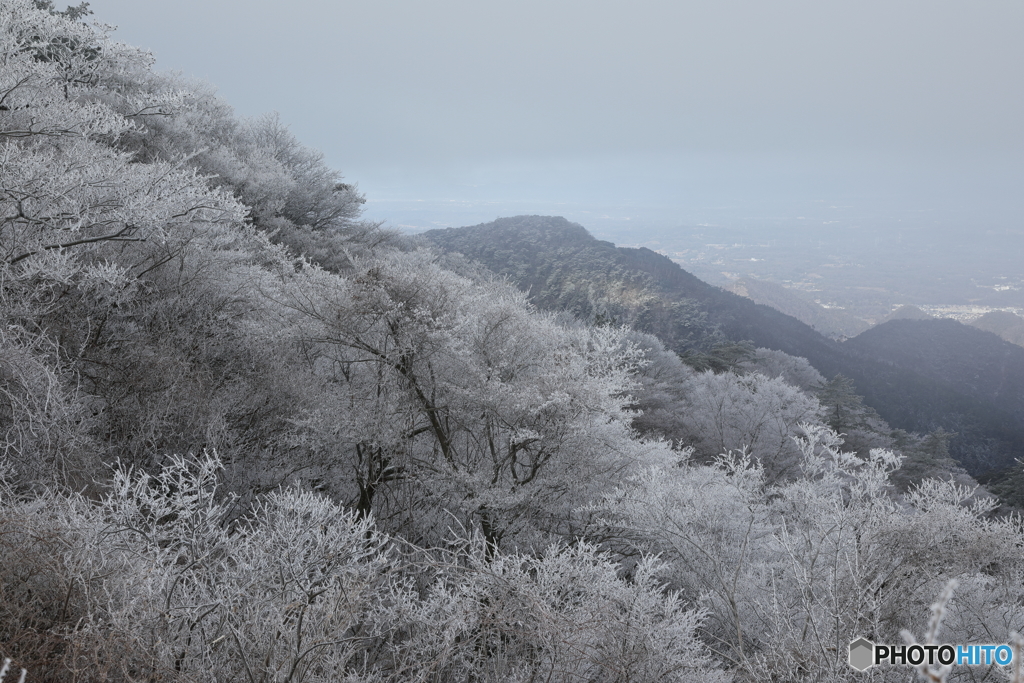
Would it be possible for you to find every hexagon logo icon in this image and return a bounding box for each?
[849,638,875,671]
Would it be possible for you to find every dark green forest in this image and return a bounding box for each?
[2,3,1023,682]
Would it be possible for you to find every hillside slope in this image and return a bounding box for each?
[847,319,1024,416]
[424,216,1024,475]
[843,320,1024,471]
[425,216,848,372]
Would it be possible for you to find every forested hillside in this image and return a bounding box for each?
[425,215,843,369]
[3,4,1024,682]
[425,216,1024,476]
[845,320,1024,463]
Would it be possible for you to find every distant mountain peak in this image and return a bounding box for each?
[432,215,595,244]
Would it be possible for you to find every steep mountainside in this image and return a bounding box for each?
[425,216,849,373]
[846,319,1024,423]
[424,216,1024,475]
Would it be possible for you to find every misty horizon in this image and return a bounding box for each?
[79,0,1024,322]
[86,0,1023,245]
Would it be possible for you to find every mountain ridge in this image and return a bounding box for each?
[424,215,1024,476]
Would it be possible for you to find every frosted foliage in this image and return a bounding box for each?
[3,3,1024,682]
[288,250,648,549]
[100,72,381,263]
[620,330,696,441]
[0,323,92,483]
[1,0,246,280]
[0,138,246,270]
[739,347,826,392]
[0,1,140,141]
[596,425,1024,681]
[0,453,725,682]
[0,452,405,681]
[388,543,728,683]
[0,0,298,484]
[680,370,824,482]
[64,454,398,682]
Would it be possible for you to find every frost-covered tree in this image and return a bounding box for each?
[389,540,727,683]
[0,452,727,682]
[0,0,389,491]
[739,347,825,392]
[621,330,695,443]
[285,251,649,550]
[679,370,824,482]
[595,425,1024,681]
[0,0,282,484]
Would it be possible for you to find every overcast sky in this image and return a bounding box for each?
[87,0,1024,233]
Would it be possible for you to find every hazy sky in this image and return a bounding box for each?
[87,0,1024,232]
